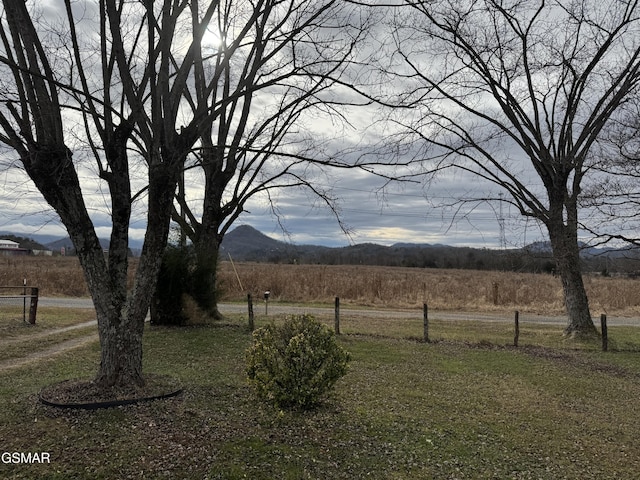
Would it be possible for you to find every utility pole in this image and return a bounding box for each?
[498,192,506,250]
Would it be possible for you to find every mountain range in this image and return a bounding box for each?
[2,225,638,273]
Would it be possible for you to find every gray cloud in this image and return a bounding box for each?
[0,1,553,251]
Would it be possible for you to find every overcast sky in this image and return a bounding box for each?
[0,0,552,251]
[0,156,547,249]
[0,0,591,251]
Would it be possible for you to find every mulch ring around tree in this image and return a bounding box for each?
[39,374,183,410]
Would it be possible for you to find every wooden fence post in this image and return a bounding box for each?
[247,293,254,332]
[423,303,430,343]
[334,296,340,335]
[28,287,38,325]
[492,282,499,305]
[22,279,27,323]
[514,310,519,347]
[601,314,608,352]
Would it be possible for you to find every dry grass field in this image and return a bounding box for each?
[0,256,135,297]
[217,261,640,317]
[3,256,640,317]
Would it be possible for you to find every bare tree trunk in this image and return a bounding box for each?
[169,144,227,322]
[547,205,598,338]
[94,162,179,388]
[192,145,227,320]
[1,0,212,391]
[95,309,145,388]
[193,227,224,320]
[23,146,147,389]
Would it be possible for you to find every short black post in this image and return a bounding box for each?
[247,293,254,332]
[601,314,608,352]
[514,310,520,347]
[334,296,340,335]
[423,303,430,343]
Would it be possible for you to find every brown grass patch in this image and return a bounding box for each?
[217,262,640,316]
[0,256,139,297]
[3,257,640,317]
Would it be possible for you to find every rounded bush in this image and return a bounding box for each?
[246,314,350,410]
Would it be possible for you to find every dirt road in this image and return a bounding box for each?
[38,297,640,327]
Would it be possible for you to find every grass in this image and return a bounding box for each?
[0,327,96,363]
[1,312,640,479]
[0,307,96,338]
[0,307,96,362]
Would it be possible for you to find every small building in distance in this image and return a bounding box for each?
[0,239,29,256]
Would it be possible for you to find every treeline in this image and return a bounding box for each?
[229,243,640,275]
[241,244,557,273]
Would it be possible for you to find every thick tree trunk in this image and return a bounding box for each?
[90,125,144,389]
[195,144,228,320]
[22,146,146,389]
[547,216,598,338]
[94,161,180,388]
[95,308,145,388]
[2,0,186,392]
[193,229,224,320]
[169,142,227,321]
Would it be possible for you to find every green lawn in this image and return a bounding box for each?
[0,307,96,336]
[1,315,640,479]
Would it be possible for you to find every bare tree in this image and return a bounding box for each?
[0,0,213,389]
[580,100,640,248]
[376,0,640,336]
[0,0,377,390]
[163,0,373,320]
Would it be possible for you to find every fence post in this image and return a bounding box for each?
[492,282,499,305]
[601,314,608,352]
[28,287,38,325]
[514,310,519,347]
[247,293,254,332]
[334,296,340,335]
[423,303,430,343]
[23,279,27,323]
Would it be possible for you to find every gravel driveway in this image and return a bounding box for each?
[38,297,640,327]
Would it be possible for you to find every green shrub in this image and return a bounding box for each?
[246,314,350,410]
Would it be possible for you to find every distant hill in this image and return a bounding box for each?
[222,225,291,256]
[0,231,137,255]
[221,225,330,263]
[4,224,640,274]
[220,225,542,270]
[218,225,640,274]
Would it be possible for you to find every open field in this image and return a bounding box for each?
[1,313,640,479]
[218,262,640,317]
[3,256,640,316]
